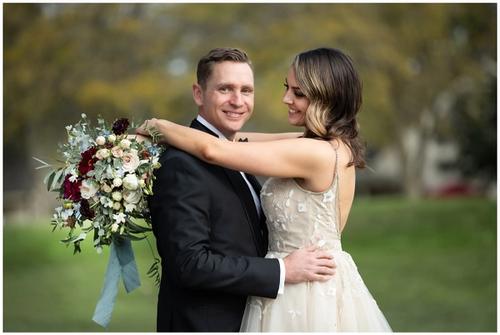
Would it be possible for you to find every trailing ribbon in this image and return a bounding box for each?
[92,239,141,328]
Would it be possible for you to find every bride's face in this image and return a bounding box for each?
[282,67,309,127]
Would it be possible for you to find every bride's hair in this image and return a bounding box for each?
[293,48,365,169]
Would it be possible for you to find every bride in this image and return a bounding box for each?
[137,47,392,332]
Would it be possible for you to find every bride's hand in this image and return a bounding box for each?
[136,118,159,136]
[127,133,151,144]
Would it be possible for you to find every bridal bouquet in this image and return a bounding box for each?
[39,114,162,254]
[35,113,164,327]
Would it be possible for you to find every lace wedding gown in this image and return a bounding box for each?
[240,151,392,332]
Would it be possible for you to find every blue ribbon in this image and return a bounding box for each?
[92,239,141,328]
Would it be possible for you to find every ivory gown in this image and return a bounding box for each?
[240,150,392,332]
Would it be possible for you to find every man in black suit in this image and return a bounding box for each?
[149,48,334,332]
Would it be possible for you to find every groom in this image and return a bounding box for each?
[148,48,334,332]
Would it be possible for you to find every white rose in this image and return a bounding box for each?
[108,134,117,143]
[80,179,99,199]
[123,189,142,204]
[96,136,106,146]
[111,191,122,202]
[120,139,131,149]
[113,202,122,210]
[111,146,124,158]
[113,177,123,187]
[96,148,110,160]
[121,151,140,172]
[123,174,139,190]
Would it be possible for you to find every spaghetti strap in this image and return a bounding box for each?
[327,140,342,236]
[327,140,339,179]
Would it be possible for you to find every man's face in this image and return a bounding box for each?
[193,61,254,140]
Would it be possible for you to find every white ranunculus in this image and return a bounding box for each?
[123,189,141,204]
[108,134,117,143]
[113,202,122,210]
[80,179,99,199]
[120,139,131,149]
[122,173,139,190]
[111,191,122,202]
[96,148,110,160]
[101,183,113,193]
[111,146,124,158]
[121,151,140,172]
[96,136,106,146]
[113,177,123,187]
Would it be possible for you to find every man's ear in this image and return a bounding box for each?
[192,83,203,107]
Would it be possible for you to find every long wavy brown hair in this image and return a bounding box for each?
[293,48,365,168]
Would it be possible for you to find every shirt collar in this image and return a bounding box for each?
[196,115,228,140]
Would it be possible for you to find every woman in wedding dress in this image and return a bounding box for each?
[137,47,392,332]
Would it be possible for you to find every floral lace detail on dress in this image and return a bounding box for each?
[240,152,392,332]
[260,177,341,254]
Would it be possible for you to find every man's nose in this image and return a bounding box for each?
[229,92,244,106]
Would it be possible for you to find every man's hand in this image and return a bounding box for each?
[284,246,336,284]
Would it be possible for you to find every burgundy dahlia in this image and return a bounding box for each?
[79,199,95,219]
[78,147,97,176]
[63,175,82,201]
[112,118,130,135]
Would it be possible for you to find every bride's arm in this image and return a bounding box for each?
[234,131,303,142]
[137,118,331,179]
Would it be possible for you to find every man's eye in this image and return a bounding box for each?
[219,87,230,93]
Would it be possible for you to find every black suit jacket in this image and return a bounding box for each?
[149,119,280,332]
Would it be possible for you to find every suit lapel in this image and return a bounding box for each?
[243,173,264,218]
[190,119,264,252]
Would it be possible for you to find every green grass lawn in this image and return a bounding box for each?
[3,196,496,332]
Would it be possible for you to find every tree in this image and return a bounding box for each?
[3,3,496,211]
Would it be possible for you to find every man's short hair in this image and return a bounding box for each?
[196,47,252,88]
